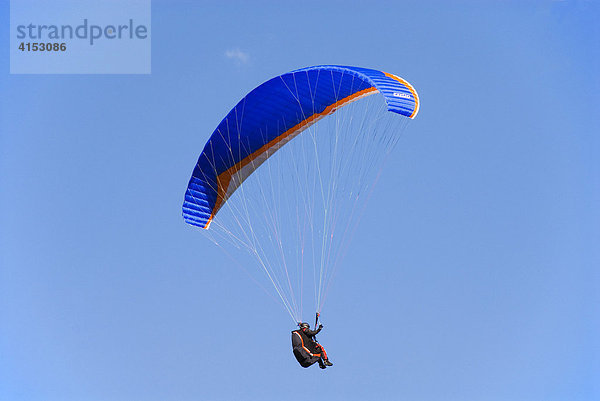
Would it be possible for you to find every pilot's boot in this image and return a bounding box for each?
[323,359,333,366]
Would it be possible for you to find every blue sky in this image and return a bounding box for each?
[1,1,599,400]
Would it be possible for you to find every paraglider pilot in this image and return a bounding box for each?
[291,322,333,369]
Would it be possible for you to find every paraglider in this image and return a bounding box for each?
[182,65,419,367]
[291,313,333,369]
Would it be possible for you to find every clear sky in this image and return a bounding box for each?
[1,1,599,400]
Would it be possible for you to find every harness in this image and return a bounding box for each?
[293,331,321,357]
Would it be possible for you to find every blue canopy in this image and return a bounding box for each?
[183,65,420,229]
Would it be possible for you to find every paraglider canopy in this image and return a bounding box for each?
[182,65,419,229]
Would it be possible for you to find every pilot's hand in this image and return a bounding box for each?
[318,324,323,329]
